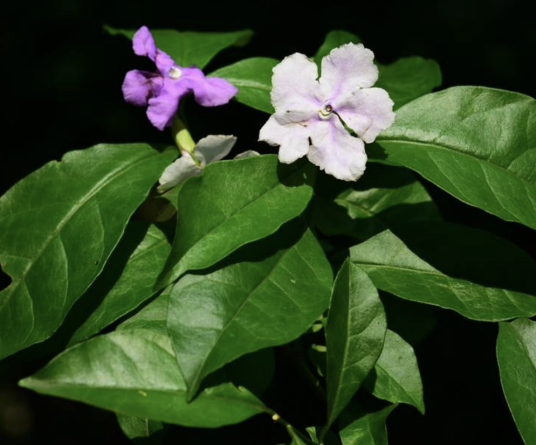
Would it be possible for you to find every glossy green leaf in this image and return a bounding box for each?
[364,330,424,414]
[116,414,165,442]
[19,329,267,428]
[0,144,174,360]
[168,221,333,398]
[106,26,252,69]
[157,155,314,289]
[67,223,171,346]
[210,58,278,114]
[117,286,171,335]
[375,87,536,230]
[314,30,361,65]
[339,404,397,445]
[376,57,442,109]
[324,261,387,432]
[497,318,536,445]
[313,164,441,240]
[350,222,536,321]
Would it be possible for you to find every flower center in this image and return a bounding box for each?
[168,67,182,79]
[319,104,333,119]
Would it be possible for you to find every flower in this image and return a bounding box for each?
[258,43,395,181]
[122,26,238,130]
[158,135,237,192]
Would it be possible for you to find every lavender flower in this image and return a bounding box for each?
[259,43,395,181]
[122,26,237,130]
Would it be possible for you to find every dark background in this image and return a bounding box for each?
[1,0,535,443]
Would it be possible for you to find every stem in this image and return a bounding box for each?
[170,116,202,167]
[266,409,316,445]
[282,341,327,403]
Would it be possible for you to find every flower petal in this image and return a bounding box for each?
[270,53,321,120]
[158,153,202,193]
[155,52,176,77]
[146,80,188,130]
[182,69,237,106]
[334,88,395,143]
[307,119,367,181]
[132,26,156,60]
[320,43,378,100]
[194,135,237,165]
[122,70,163,106]
[259,115,310,164]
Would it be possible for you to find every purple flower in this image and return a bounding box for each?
[122,26,238,130]
[259,43,395,181]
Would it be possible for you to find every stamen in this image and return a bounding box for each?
[168,67,182,79]
[319,104,333,119]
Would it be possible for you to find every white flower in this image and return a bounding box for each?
[259,43,395,181]
[158,135,237,192]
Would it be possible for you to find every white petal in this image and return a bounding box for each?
[334,88,395,143]
[194,135,237,166]
[320,43,379,100]
[271,53,321,120]
[234,150,260,159]
[157,153,202,193]
[259,115,310,164]
[307,119,367,182]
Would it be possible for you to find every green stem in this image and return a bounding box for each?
[266,409,316,445]
[170,116,202,167]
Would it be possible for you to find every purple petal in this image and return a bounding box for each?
[122,70,163,106]
[270,53,321,120]
[132,26,156,61]
[334,88,395,143]
[259,115,311,164]
[184,69,237,106]
[307,119,367,181]
[146,80,189,130]
[155,51,176,77]
[319,44,378,101]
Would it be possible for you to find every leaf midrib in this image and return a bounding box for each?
[377,137,535,188]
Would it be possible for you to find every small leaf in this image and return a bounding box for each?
[339,404,397,445]
[313,164,441,240]
[375,87,536,231]
[0,144,174,360]
[168,221,333,398]
[364,330,424,414]
[314,31,362,65]
[324,261,387,431]
[350,222,536,321]
[67,223,171,346]
[376,57,442,109]
[210,58,279,113]
[497,318,536,445]
[19,329,267,428]
[106,26,253,69]
[157,155,314,289]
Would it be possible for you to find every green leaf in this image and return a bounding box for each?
[19,329,267,428]
[168,221,333,398]
[117,286,171,335]
[157,155,314,289]
[106,26,253,69]
[324,261,387,432]
[66,223,171,346]
[364,330,424,414]
[0,144,174,360]
[376,57,442,109]
[497,318,536,445]
[375,87,536,230]
[210,58,278,114]
[350,222,536,321]
[313,164,441,240]
[339,404,397,445]
[314,31,362,65]
[116,414,165,442]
